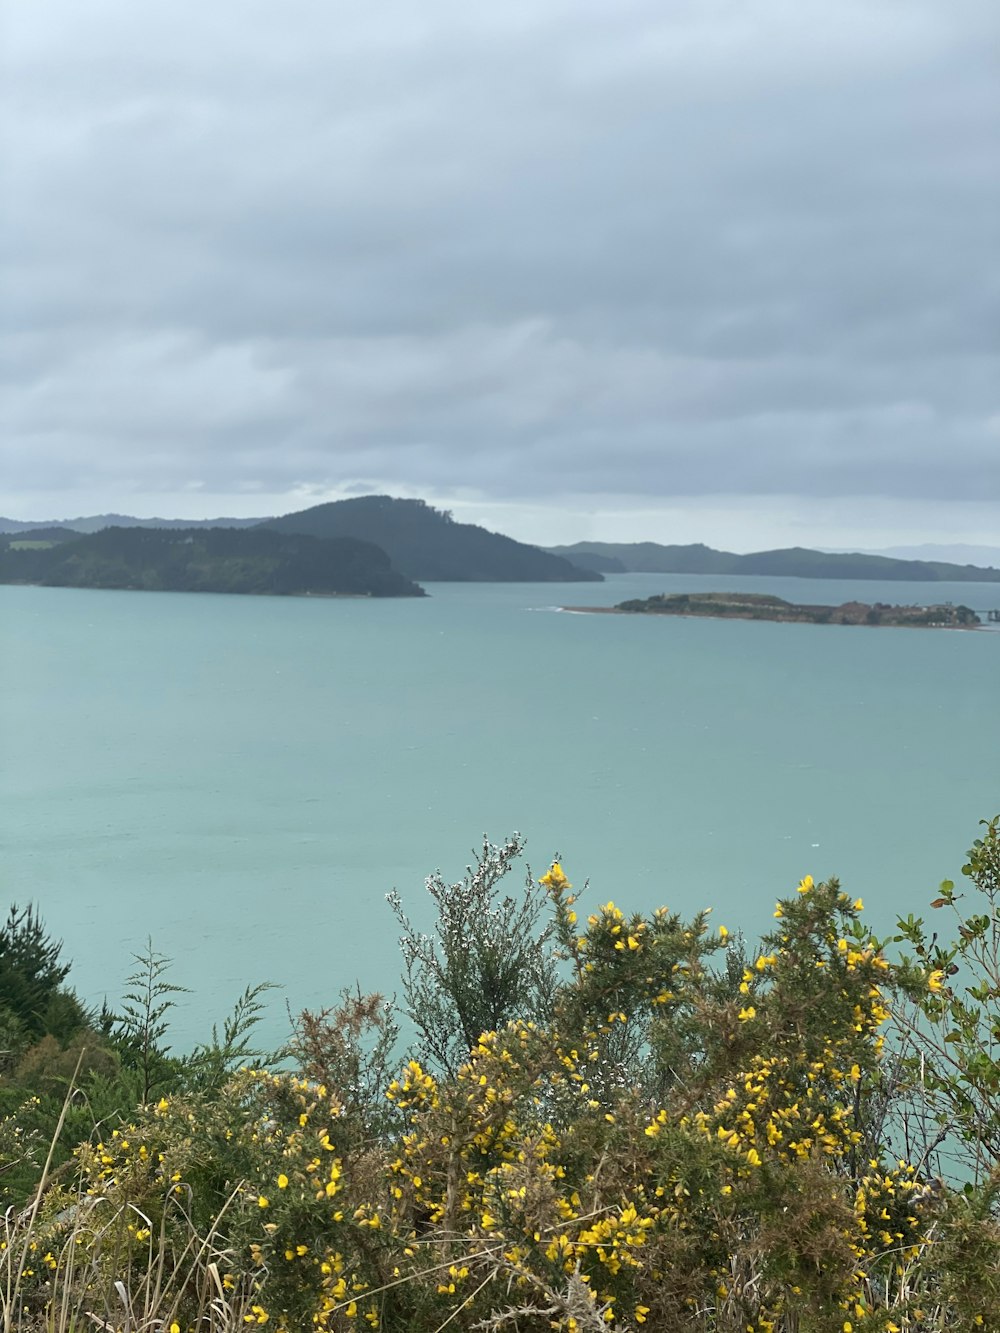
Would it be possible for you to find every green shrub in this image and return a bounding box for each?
[6,822,1000,1332]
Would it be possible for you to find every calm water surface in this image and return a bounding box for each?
[2,573,997,1049]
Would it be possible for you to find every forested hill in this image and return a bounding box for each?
[546,541,1000,582]
[0,526,425,597]
[263,496,601,582]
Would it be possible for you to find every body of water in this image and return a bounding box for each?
[2,572,997,1050]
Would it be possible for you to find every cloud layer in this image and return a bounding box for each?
[3,0,998,537]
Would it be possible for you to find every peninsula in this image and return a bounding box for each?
[0,526,425,597]
[568,591,983,628]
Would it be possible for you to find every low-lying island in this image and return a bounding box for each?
[565,591,983,628]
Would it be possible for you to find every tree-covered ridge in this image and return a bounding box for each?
[0,514,269,535]
[548,540,1000,582]
[0,525,425,597]
[0,526,82,548]
[4,821,1000,1331]
[263,496,602,582]
[613,591,982,628]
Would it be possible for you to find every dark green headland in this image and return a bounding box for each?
[0,526,425,598]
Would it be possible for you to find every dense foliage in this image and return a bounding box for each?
[3,821,1000,1332]
[264,496,601,582]
[0,526,425,597]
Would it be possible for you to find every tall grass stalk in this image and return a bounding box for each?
[0,1064,258,1332]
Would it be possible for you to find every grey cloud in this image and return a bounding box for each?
[3,0,998,516]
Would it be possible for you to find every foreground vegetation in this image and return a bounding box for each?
[3,819,1000,1331]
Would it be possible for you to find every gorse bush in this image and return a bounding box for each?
[892,816,1000,1183]
[4,822,1000,1332]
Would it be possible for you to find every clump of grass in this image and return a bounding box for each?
[0,1059,260,1333]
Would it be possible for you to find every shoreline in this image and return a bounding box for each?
[560,605,990,630]
[0,579,422,600]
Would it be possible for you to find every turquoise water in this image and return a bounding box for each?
[2,573,997,1050]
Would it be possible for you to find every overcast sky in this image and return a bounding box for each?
[3,0,998,549]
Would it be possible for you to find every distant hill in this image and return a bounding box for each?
[264,496,601,582]
[559,550,627,574]
[546,541,1000,583]
[0,514,269,535]
[842,543,1000,569]
[0,526,82,547]
[0,526,424,597]
[549,542,734,575]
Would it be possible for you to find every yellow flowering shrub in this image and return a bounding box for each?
[12,827,1000,1333]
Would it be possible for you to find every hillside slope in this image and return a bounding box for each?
[264,496,601,582]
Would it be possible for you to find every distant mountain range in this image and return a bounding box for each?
[0,514,267,534]
[836,544,1000,568]
[545,541,1000,583]
[2,502,997,590]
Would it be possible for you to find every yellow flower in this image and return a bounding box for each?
[719,925,729,939]
[277,1173,289,1189]
[927,970,945,993]
[854,898,864,910]
[258,1195,269,1209]
[540,862,570,889]
[738,1006,756,1022]
[797,874,814,894]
